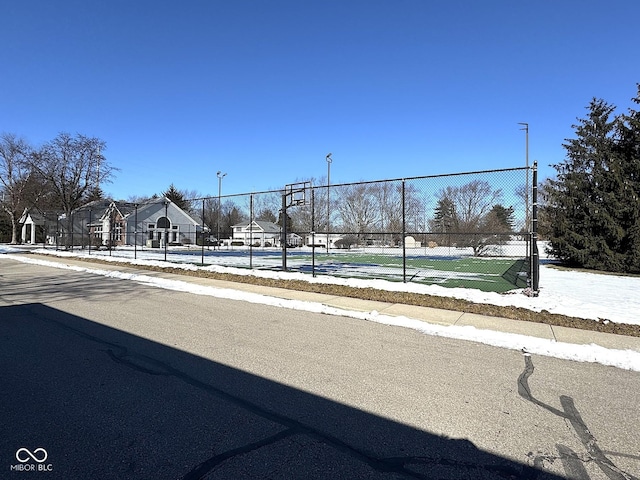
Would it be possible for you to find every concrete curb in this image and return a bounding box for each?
[11,252,640,353]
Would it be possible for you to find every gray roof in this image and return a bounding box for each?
[232,220,280,233]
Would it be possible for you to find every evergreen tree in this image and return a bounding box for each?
[84,185,105,203]
[277,210,293,231]
[617,85,640,272]
[488,205,515,232]
[544,91,640,273]
[431,197,456,244]
[256,207,277,223]
[433,197,456,231]
[162,183,190,212]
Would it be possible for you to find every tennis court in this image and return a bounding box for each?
[158,244,531,293]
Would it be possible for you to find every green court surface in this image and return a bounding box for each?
[304,252,529,293]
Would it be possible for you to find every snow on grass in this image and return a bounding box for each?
[9,245,639,325]
[3,248,640,372]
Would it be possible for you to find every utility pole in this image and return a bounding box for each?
[518,122,530,232]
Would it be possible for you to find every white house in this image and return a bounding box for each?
[230,220,304,247]
[231,220,281,246]
[304,233,343,248]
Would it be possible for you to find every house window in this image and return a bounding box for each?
[148,223,155,229]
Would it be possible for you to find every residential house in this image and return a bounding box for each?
[231,220,281,246]
[104,197,203,247]
[229,220,303,247]
[36,197,203,248]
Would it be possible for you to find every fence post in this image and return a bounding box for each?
[402,179,407,283]
[532,161,539,295]
[249,193,254,269]
[164,200,168,261]
[200,199,204,265]
[311,188,316,277]
[88,209,92,255]
[281,192,287,271]
[135,204,139,260]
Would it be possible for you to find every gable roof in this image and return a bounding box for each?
[19,208,46,224]
[70,197,200,225]
[232,220,280,233]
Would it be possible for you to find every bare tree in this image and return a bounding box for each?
[31,133,114,244]
[0,133,36,243]
[251,190,281,223]
[434,180,503,255]
[201,197,218,238]
[336,183,380,237]
[378,182,424,244]
[126,194,154,204]
[221,200,247,238]
[514,183,530,234]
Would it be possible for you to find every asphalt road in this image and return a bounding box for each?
[1,257,639,479]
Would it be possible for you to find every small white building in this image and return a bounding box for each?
[304,233,343,249]
[231,220,281,246]
[404,236,422,248]
[19,210,47,244]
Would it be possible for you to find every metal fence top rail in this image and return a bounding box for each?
[189,165,532,202]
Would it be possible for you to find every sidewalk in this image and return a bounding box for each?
[21,252,640,354]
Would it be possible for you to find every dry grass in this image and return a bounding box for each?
[58,254,640,339]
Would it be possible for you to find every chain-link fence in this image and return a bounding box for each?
[32,166,539,293]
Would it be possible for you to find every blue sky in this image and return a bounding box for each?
[2,0,638,200]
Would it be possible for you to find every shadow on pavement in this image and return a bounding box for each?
[0,303,563,479]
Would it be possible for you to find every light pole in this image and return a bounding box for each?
[518,122,530,232]
[217,171,227,249]
[326,153,332,253]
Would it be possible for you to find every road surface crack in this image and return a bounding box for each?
[517,354,638,480]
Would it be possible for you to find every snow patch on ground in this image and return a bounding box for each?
[2,248,640,371]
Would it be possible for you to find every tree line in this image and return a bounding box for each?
[183,179,519,253]
[1,131,522,251]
